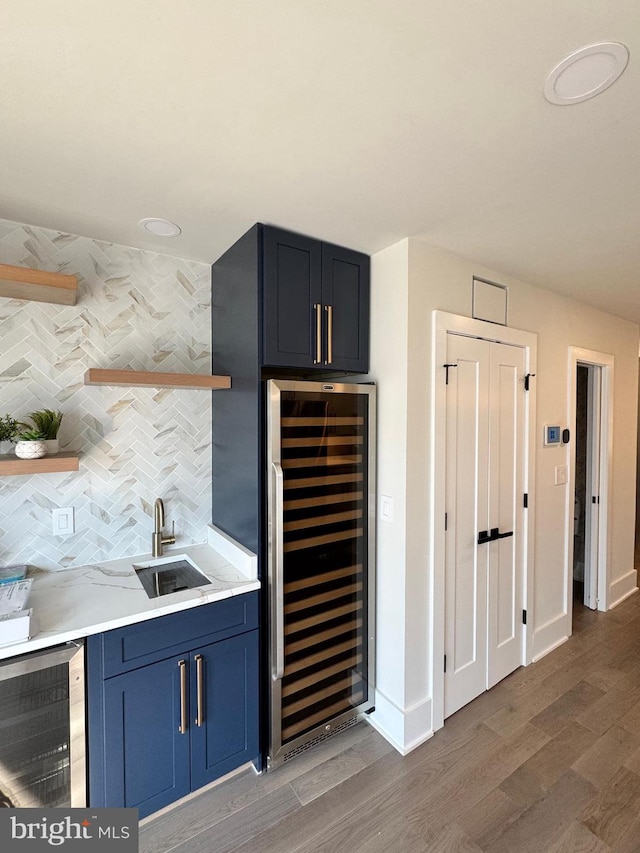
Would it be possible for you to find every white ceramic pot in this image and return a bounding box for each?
[15,440,46,459]
[43,439,59,454]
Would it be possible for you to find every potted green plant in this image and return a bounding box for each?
[14,428,47,460]
[0,414,19,455]
[24,409,63,454]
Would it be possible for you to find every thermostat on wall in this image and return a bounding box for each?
[544,425,562,445]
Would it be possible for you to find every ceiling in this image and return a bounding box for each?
[2,2,640,321]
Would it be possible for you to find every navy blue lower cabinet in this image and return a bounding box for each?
[87,595,260,819]
[102,655,191,817]
[190,631,259,791]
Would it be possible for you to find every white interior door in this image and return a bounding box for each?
[444,336,489,717]
[445,333,525,718]
[487,342,525,688]
[584,366,602,610]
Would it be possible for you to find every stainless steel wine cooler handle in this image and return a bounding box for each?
[325,304,333,364]
[314,303,322,364]
[194,654,204,727]
[272,461,285,680]
[178,659,187,734]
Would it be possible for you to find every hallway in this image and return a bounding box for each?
[141,591,640,852]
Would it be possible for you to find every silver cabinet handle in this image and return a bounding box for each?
[194,654,204,727]
[178,659,187,734]
[325,304,333,364]
[271,461,285,680]
[313,303,322,364]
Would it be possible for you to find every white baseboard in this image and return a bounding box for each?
[532,611,569,661]
[367,689,433,755]
[609,570,638,609]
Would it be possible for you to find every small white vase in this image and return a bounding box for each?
[43,439,59,454]
[15,440,46,459]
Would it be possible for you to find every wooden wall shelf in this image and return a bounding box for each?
[0,452,80,476]
[0,263,78,306]
[83,368,231,390]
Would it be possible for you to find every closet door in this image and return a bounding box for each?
[487,342,526,689]
[444,334,525,718]
[444,335,490,718]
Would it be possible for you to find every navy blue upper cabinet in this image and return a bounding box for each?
[320,241,370,372]
[262,226,370,372]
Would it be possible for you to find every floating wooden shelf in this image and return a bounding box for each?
[83,368,231,390]
[0,263,78,306]
[0,452,80,476]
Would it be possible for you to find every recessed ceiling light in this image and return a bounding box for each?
[138,218,182,237]
[544,42,629,105]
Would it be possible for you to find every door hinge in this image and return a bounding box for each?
[522,609,527,625]
[524,373,536,391]
[523,493,528,508]
[445,512,448,531]
[444,654,447,673]
[443,363,458,385]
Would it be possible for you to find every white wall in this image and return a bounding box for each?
[369,237,639,751]
[367,240,412,750]
[0,219,212,569]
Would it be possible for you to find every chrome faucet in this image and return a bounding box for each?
[152,498,176,558]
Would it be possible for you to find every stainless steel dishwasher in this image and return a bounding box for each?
[0,641,86,808]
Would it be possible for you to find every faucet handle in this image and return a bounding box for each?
[162,519,176,546]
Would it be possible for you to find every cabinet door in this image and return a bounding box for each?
[321,242,370,373]
[101,656,190,819]
[190,631,259,790]
[263,226,322,368]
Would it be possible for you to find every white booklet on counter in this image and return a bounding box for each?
[0,578,33,645]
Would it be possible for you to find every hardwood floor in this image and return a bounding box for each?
[140,593,640,852]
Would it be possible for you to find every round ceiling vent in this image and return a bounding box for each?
[544,42,629,105]
[138,218,182,237]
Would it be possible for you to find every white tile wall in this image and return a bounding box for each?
[0,219,212,569]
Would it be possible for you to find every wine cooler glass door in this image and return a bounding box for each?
[268,379,375,767]
[0,642,86,807]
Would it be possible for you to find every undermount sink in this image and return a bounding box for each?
[133,554,212,599]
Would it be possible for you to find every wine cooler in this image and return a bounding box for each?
[0,642,86,808]
[267,378,375,768]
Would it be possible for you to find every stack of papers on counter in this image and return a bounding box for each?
[0,578,33,645]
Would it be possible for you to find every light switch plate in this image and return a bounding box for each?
[52,507,75,536]
[379,494,394,523]
[555,465,568,486]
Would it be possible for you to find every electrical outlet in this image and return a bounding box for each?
[52,507,75,536]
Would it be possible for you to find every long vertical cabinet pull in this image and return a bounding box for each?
[313,303,322,364]
[194,654,204,727]
[271,461,285,680]
[178,660,187,734]
[325,304,333,365]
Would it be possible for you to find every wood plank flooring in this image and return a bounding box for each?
[140,594,640,852]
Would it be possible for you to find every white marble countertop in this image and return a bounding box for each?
[0,525,259,661]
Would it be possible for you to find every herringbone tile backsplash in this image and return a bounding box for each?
[0,219,212,569]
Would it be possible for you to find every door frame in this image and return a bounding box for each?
[566,347,613,617]
[430,310,537,732]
